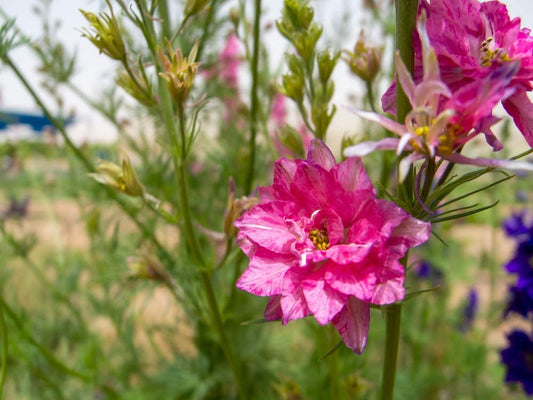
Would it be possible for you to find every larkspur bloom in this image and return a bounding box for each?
[383,0,533,147]
[503,212,533,317]
[459,288,478,332]
[235,140,430,353]
[345,12,533,180]
[500,330,533,395]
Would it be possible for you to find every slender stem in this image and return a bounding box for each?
[4,55,175,268]
[365,80,377,113]
[395,0,417,123]
[244,0,262,195]
[0,299,7,400]
[380,2,418,399]
[380,303,403,400]
[196,0,218,60]
[0,295,118,398]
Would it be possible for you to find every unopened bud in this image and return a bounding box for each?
[184,0,210,18]
[116,67,157,107]
[317,49,339,84]
[223,178,259,238]
[79,4,126,61]
[89,154,144,197]
[276,125,305,158]
[126,246,168,282]
[343,30,382,83]
[158,40,200,104]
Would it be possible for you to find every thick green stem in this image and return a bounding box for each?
[0,299,7,399]
[395,0,417,123]
[380,2,418,399]
[244,0,262,195]
[380,303,403,400]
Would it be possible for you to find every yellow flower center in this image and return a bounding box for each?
[480,37,511,67]
[309,228,329,250]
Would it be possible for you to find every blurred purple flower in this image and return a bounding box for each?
[414,260,443,286]
[500,330,533,395]
[459,288,478,332]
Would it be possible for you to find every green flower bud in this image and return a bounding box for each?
[79,3,126,61]
[317,49,340,84]
[89,154,144,197]
[343,30,382,83]
[276,125,305,158]
[184,0,210,18]
[116,67,157,107]
[158,40,200,104]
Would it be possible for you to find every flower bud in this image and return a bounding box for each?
[89,154,144,197]
[158,40,200,104]
[276,125,306,158]
[317,49,340,84]
[184,0,210,18]
[126,246,168,282]
[116,67,157,107]
[223,178,259,238]
[343,30,382,83]
[79,4,126,61]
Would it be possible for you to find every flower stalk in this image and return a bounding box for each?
[379,1,418,399]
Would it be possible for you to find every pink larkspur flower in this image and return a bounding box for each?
[346,12,533,180]
[383,0,533,147]
[220,33,242,90]
[235,140,430,353]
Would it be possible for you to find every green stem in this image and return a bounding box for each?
[0,299,7,400]
[380,2,418,398]
[365,80,377,113]
[394,0,417,123]
[0,295,118,398]
[4,55,175,268]
[380,303,403,400]
[244,0,262,195]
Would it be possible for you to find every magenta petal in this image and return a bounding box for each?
[332,156,374,192]
[236,248,295,296]
[323,243,373,265]
[307,139,337,170]
[264,295,283,321]
[280,286,311,324]
[325,262,377,302]
[503,91,533,147]
[371,274,405,305]
[387,215,431,257]
[301,269,348,325]
[332,297,370,354]
[235,201,302,254]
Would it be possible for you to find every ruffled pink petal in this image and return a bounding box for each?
[387,215,431,257]
[280,285,311,324]
[321,243,373,265]
[325,261,377,302]
[307,139,337,171]
[234,201,303,254]
[301,268,349,325]
[264,295,283,321]
[371,273,405,305]
[235,248,296,296]
[503,91,533,147]
[332,297,370,354]
[332,156,374,192]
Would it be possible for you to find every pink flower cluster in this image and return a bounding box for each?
[383,0,533,148]
[346,6,533,177]
[235,140,430,353]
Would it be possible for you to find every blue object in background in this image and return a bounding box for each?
[0,110,73,133]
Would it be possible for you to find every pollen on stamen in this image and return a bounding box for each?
[309,228,329,250]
